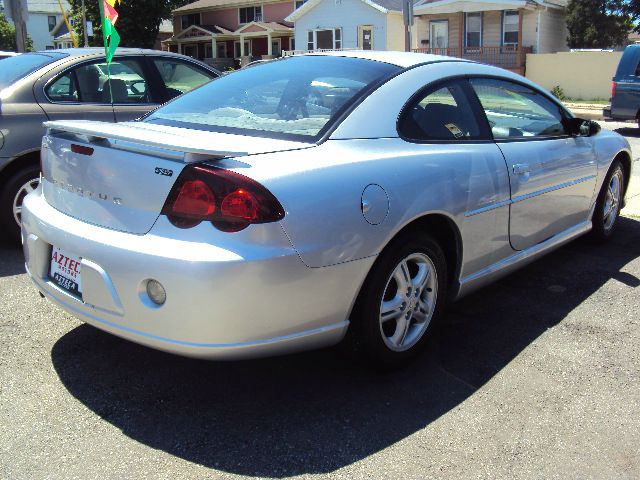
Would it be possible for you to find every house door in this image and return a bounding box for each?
[429,21,448,50]
[359,25,373,50]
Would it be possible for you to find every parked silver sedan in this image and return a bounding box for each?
[21,52,632,366]
[0,48,220,243]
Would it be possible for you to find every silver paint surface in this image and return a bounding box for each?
[21,53,633,359]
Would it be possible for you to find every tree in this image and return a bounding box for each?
[69,0,188,49]
[0,13,34,51]
[566,0,632,48]
[618,0,640,32]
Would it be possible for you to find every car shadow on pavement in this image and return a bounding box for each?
[50,216,640,477]
[614,127,640,138]
[0,240,25,278]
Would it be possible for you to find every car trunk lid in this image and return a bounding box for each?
[41,120,311,234]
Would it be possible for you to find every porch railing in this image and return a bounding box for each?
[411,46,533,70]
[282,48,355,56]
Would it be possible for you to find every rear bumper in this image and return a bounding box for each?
[21,188,373,360]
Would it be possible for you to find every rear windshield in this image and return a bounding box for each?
[144,56,400,141]
[0,52,67,90]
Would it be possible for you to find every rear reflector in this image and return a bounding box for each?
[71,144,94,156]
[161,165,284,232]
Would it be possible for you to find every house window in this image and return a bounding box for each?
[465,12,482,49]
[295,0,307,8]
[307,28,342,50]
[239,6,262,24]
[502,10,519,46]
[181,14,200,30]
[48,16,57,32]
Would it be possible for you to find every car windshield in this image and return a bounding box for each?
[144,56,400,141]
[0,52,67,90]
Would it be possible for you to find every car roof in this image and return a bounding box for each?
[36,47,193,59]
[295,50,473,68]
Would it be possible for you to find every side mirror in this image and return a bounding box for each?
[568,118,601,137]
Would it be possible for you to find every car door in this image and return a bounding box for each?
[102,57,159,122]
[147,56,219,105]
[469,77,597,251]
[397,78,513,277]
[35,59,116,122]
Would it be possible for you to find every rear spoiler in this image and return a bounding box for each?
[43,120,248,163]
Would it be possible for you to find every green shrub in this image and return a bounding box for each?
[551,85,567,102]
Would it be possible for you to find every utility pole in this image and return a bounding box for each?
[7,0,28,52]
[81,0,89,47]
[402,0,414,52]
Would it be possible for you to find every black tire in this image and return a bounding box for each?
[591,160,625,242]
[348,232,448,368]
[0,165,41,244]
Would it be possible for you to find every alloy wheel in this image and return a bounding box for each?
[603,169,623,232]
[12,177,40,226]
[379,252,438,352]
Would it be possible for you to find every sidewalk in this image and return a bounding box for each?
[624,192,640,217]
[564,102,606,121]
[623,166,640,217]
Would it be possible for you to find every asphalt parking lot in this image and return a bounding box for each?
[1,122,639,479]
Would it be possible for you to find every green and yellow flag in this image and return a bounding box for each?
[99,0,120,63]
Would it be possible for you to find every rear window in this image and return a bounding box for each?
[0,52,67,90]
[144,56,400,141]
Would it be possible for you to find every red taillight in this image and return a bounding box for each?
[172,180,216,217]
[612,81,617,99]
[221,189,258,220]
[71,144,94,156]
[161,165,285,232]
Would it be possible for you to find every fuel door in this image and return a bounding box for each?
[361,184,389,225]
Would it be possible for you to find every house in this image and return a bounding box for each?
[412,0,569,73]
[162,0,295,69]
[0,0,71,50]
[285,0,408,53]
[154,20,174,50]
[285,0,569,73]
[50,17,74,49]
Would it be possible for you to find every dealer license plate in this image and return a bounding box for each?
[49,246,82,297]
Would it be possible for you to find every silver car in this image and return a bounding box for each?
[0,48,220,243]
[21,52,632,366]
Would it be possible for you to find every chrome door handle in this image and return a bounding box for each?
[512,164,530,175]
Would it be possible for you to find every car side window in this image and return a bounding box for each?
[470,78,568,139]
[46,72,78,102]
[398,79,483,141]
[46,59,149,104]
[152,59,216,102]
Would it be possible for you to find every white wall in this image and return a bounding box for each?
[27,13,59,50]
[386,12,405,51]
[539,7,569,53]
[526,51,622,99]
[293,0,387,50]
[521,7,568,54]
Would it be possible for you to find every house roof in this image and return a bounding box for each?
[414,0,565,11]
[170,21,292,40]
[174,0,282,13]
[286,0,416,22]
[14,0,71,14]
